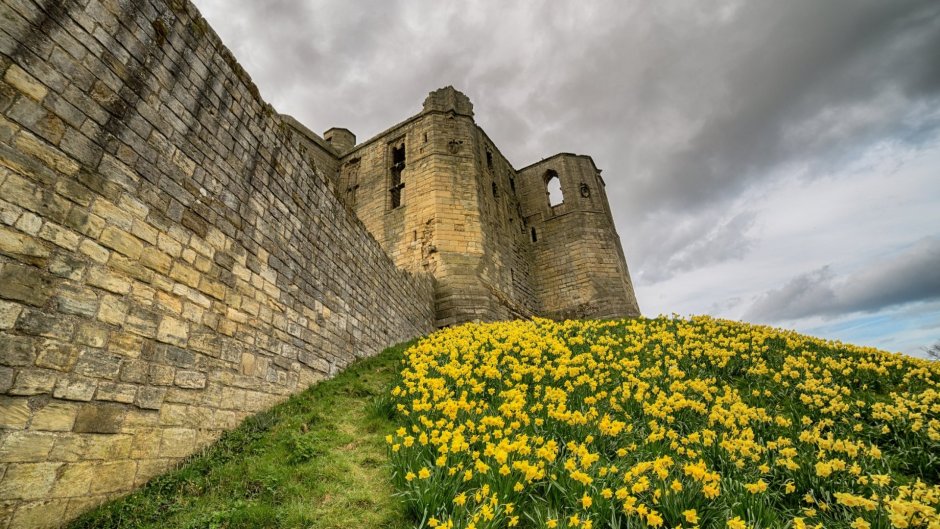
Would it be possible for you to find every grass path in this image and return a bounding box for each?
[69,342,413,529]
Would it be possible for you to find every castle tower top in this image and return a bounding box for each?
[324,127,356,154]
[423,86,474,117]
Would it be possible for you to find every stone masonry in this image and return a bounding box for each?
[289,87,641,327]
[0,0,638,527]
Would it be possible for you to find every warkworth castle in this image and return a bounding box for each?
[283,85,640,327]
[0,0,637,526]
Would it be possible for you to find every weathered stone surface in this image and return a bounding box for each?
[0,334,34,367]
[173,370,206,389]
[30,401,79,431]
[0,432,56,462]
[72,403,125,434]
[4,65,48,101]
[88,461,137,494]
[0,262,54,306]
[98,227,143,260]
[52,376,97,402]
[0,300,23,329]
[34,340,82,371]
[8,370,56,396]
[0,463,60,500]
[10,499,68,529]
[0,397,31,429]
[156,316,188,347]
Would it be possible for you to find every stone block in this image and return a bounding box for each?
[48,435,86,462]
[110,253,153,283]
[0,397,31,429]
[55,284,99,317]
[124,307,160,338]
[298,350,330,374]
[75,323,109,348]
[15,132,79,176]
[149,364,175,386]
[37,222,80,251]
[0,262,54,306]
[8,369,56,396]
[159,428,196,458]
[9,499,68,529]
[0,367,13,392]
[0,300,24,329]
[0,333,34,367]
[140,247,172,274]
[86,266,131,295]
[15,309,74,340]
[52,376,97,402]
[49,462,95,497]
[98,226,144,259]
[77,238,109,263]
[13,212,42,235]
[129,429,162,459]
[0,225,50,262]
[4,65,48,101]
[30,401,79,431]
[73,349,122,380]
[0,462,60,500]
[135,386,166,410]
[134,459,174,487]
[65,209,105,239]
[47,253,86,280]
[173,370,205,389]
[169,262,200,288]
[159,403,211,428]
[156,316,188,346]
[108,332,143,359]
[96,295,127,325]
[81,434,132,461]
[118,359,148,384]
[72,403,125,434]
[88,460,136,494]
[94,381,137,403]
[0,432,56,462]
[131,220,158,246]
[34,339,82,371]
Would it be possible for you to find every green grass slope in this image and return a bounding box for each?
[69,342,415,529]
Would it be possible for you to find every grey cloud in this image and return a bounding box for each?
[637,210,757,283]
[193,0,940,304]
[745,237,940,321]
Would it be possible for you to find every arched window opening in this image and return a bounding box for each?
[546,170,564,206]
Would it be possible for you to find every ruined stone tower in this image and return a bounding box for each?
[288,86,641,327]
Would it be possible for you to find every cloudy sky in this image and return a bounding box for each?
[192,0,940,357]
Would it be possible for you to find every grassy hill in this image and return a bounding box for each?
[71,317,939,529]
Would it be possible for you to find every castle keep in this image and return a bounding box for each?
[0,0,638,526]
[285,86,640,327]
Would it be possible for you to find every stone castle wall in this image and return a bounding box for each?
[0,1,434,527]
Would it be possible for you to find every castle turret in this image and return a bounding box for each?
[517,154,640,319]
[423,86,474,117]
[324,127,356,154]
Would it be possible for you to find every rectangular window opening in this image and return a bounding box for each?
[390,142,406,209]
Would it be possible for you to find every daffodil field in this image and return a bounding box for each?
[387,317,940,529]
